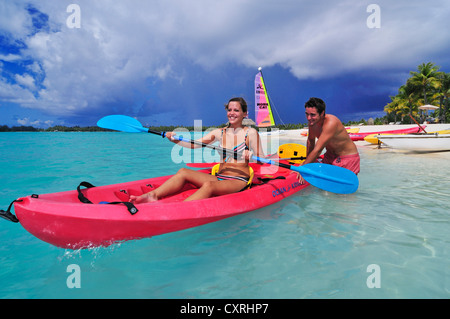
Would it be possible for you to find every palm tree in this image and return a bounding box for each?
[397,83,422,123]
[384,95,406,123]
[383,63,448,123]
[384,82,421,123]
[408,62,443,105]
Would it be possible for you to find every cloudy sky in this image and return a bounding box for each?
[1,0,449,128]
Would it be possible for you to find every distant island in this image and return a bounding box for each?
[0,124,221,132]
[0,119,384,133]
[0,125,110,132]
[0,116,414,133]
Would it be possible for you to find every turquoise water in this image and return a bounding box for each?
[0,132,449,298]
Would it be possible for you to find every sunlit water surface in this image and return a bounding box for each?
[0,132,449,298]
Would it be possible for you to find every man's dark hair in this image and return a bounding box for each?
[305,97,326,114]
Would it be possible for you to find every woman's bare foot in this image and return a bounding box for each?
[129,192,158,204]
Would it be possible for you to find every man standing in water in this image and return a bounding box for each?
[299,97,360,183]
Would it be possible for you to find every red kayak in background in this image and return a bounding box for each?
[9,163,308,249]
[348,126,425,141]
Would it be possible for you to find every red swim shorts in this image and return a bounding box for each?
[322,151,360,175]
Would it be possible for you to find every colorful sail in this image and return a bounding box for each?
[255,70,275,127]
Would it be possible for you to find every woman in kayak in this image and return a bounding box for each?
[129,97,265,203]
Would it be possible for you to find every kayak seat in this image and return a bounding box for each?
[252,174,287,186]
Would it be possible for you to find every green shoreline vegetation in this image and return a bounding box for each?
[384,62,450,124]
[2,62,448,133]
[0,122,375,133]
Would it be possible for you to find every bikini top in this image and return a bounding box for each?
[221,127,249,162]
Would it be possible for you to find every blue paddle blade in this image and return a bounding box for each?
[253,156,359,194]
[97,115,148,133]
[291,163,359,194]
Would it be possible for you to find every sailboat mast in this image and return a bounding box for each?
[255,67,276,127]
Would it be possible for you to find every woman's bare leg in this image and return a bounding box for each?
[184,179,247,201]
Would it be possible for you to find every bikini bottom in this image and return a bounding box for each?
[215,173,250,183]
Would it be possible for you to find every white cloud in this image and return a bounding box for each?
[0,77,37,105]
[0,54,22,62]
[1,0,449,120]
[0,1,32,39]
[15,73,36,90]
[16,117,53,127]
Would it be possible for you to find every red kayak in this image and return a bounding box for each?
[348,126,425,141]
[7,163,307,249]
